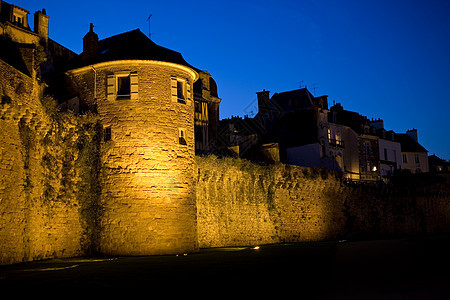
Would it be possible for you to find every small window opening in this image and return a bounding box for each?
[104,126,112,142]
[179,128,187,145]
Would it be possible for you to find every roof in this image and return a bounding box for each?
[272,88,315,110]
[395,133,428,153]
[78,29,196,70]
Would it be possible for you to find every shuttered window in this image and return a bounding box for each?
[171,76,191,104]
[106,72,138,100]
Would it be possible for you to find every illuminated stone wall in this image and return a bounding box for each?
[67,61,198,256]
[195,155,347,248]
[0,60,98,265]
[195,155,450,248]
[1,58,449,265]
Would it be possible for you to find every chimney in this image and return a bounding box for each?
[82,23,98,62]
[406,128,418,143]
[34,9,49,45]
[370,118,384,130]
[256,89,270,116]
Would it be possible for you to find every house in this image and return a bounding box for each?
[0,1,76,80]
[370,119,402,177]
[428,154,449,174]
[251,88,335,169]
[328,122,360,180]
[193,71,221,154]
[396,129,429,173]
[217,115,279,162]
[329,103,380,181]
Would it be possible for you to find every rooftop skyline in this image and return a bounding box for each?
[12,0,450,160]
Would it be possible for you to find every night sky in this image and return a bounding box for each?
[14,0,450,160]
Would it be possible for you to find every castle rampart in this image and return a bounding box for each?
[1,1,449,266]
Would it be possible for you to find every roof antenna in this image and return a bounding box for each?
[147,13,152,39]
[311,83,318,96]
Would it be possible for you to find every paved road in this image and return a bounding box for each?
[1,235,449,298]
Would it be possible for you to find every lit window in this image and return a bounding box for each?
[179,128,186,145]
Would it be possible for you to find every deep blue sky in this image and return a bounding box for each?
[15,0,450,160]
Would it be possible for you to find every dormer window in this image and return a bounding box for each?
[107,72,138,100]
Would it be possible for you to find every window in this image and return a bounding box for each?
[171,76,191,104]
[107,72,138,100]
[402,154,407,163]
[384,148,388,161]
[415,154,420,166]
[177,80,186,103]
[104,126,112,142]
[178,128,187,145]
[117,75,131,98]
[195,101,202,113]
[365,142,370,156]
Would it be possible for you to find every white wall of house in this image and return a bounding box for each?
[378,138,402,176]
[401,152,429,173]
[329,123,360,180]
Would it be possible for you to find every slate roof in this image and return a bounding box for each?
[75,29,196,70]
[271,88,315,111]
[395,133,428,153]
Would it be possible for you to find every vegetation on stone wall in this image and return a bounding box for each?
[36,93,103,254]
[75,113,102,255]
[18,117,34,191]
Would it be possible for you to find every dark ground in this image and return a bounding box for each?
[1,234,449,298]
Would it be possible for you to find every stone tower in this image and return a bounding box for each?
[67,28,199,256]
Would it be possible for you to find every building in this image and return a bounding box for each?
[193,70,221,154]
[328,122,360,180]
[428,154,449,174]
[396,129,429,173]
[251,88,336,168]
[0,0,229,261]
[329,103,380,181]
[62,25,204,255]
[370,119,402,177]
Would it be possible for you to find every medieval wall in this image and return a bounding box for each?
[0,60,100,265]
[1,57,449,265]
[195,155,450,248]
